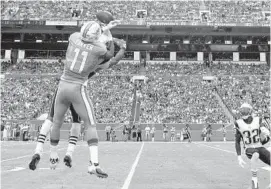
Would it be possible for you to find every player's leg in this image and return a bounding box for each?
[29,89,58,171]
[63,104,81,168]
[50,85,71,169]
[35,89,58,153]
[246,148,259,189]
[258,147,270,165]
[71,85,107,178]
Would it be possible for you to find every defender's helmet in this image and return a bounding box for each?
[239,103,253,119]
[80,21,101,43]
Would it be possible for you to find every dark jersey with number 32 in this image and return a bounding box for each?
[61,32,107,85]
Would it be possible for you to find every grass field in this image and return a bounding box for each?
[1,141,270,189]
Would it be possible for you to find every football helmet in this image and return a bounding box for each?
[239,103,253,119]
[80,21,102,43]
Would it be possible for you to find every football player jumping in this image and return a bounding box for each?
[235,103,270,189]
[29,19,126,178]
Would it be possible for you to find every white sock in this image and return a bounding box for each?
[66,123,80,157]
[252,176,258,187]
[50,145,58,158]
[66,144,75,158]
[35,119,52,155]
[66,136,78,158]
[89,146,98,165]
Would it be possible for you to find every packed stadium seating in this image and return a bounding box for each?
[140,76,229,124]
[2,61,269,124]
[216,75,270,116]
[1,1,270,24]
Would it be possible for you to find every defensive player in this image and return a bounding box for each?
[235,103,270,189]
[29,19,122,171]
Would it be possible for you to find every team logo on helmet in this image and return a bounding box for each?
[80,21,101,42]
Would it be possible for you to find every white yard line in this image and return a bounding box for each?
[196,143,235,154]
[1,167,65,173]
[121,142,144,189]
[1,167,26,173]
[1,147,66,163]
[197,143,271,172]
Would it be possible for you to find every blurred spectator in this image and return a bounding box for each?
[162,123,169,141]
[132,125,137,141]
[206,124,213,142]
[145,125,150,141]
[105,125,111,141]
[136,125,142,142]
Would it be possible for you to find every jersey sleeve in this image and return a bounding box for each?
[234,121,242,156]
[103,41,114,60]
[108,48,125,68]
[68,33,77,43]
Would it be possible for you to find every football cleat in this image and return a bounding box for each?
[88,165,108,178]
[63,155,72,168]
[49,156,59,170]
[29,153,40,171]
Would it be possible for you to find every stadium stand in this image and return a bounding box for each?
[1,1,270,24]
[2,61,269,125]
[1,0,270,142]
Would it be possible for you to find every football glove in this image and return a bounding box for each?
[113,38,126,49]
[102,20,121,31]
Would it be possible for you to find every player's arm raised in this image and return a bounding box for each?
[91,38,126,74]
[234,122,246,168]
[103,40,115,60]
[108,38,126,68]
[259,117,270,145]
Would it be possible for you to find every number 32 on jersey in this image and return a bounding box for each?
[242,129,260,145]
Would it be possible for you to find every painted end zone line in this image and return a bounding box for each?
[1,147,66,163]
[121,142,144,189]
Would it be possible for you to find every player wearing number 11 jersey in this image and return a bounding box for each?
[48,21,114,178]
[235,103,270,189]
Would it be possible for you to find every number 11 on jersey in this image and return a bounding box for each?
[70,48,89,73]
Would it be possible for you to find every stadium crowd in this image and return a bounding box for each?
[140,76,229,124]
[1,0,270,24]
[216,75,270,116]
[2,60,269,124]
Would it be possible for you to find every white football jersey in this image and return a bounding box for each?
[236,117,261,148]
